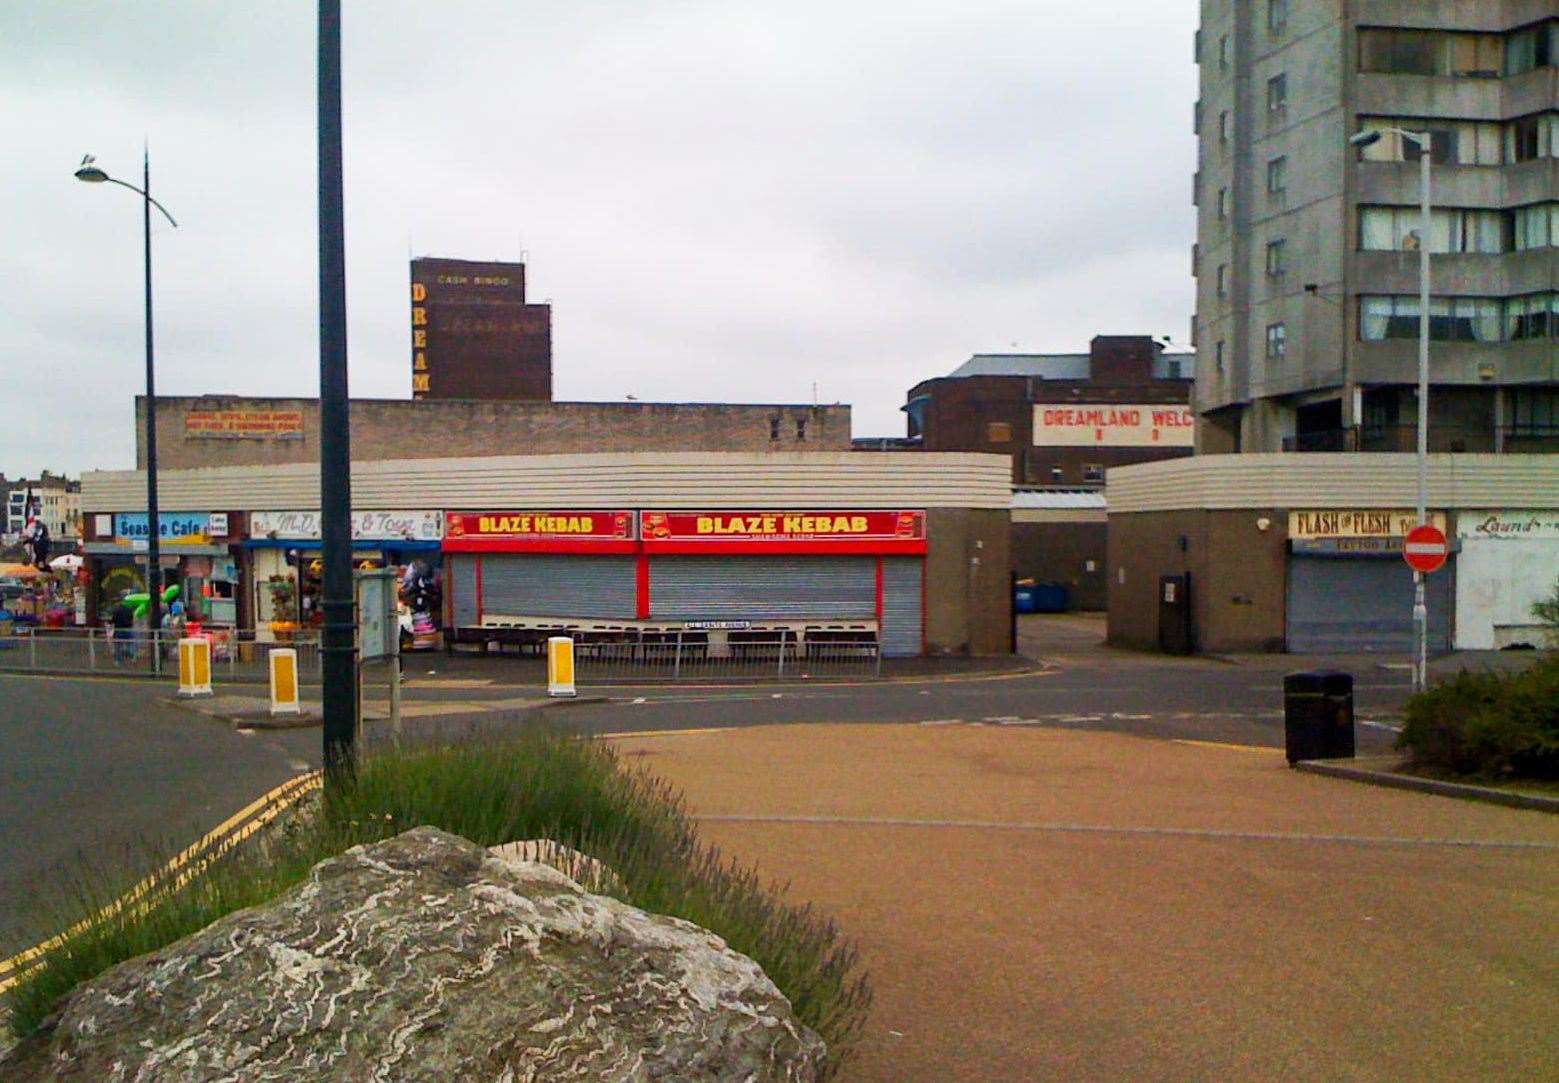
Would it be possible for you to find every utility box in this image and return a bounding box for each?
[1283,670,1355,764]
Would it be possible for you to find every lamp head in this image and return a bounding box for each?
[74,154,109,183]
[1348,130,1382,149]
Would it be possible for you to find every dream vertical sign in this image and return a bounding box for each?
[408,257,552,401]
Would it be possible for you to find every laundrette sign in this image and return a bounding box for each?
[1458,510,1559,539]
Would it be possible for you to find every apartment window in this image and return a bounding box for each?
[768,416,781,440]
[1267,0,1288,37]
[1265,322,1287,360]
[1505,24,1553,76]
[1359,295,1503,342]
[1505,294,1554,341]
[1193,99,1202,134]
[1218,110,1230,145]
[1265,239,1286,276]
[1505,114,1556,162]
[1356,117,1502,166]
[1216,264,1228,297]
[1510,388,1559,436]
[795,417,807,441]
[986,421,1012,443]
[1359,29,1503,78]
[1266,156,1287,199]
[1219,34,1229,70]
[1513,204,1559,250]
[1266,74,1287,116]
[1082,464,1106,484]
[1217,187,1229,221]
[1215,340,1226,375]
[1194,28,1202,64]
[1359,206,1505,254]
[1191,242,1200,276]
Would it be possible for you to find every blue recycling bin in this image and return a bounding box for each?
[1032,582,1070,613]
[1013,587,1038,614]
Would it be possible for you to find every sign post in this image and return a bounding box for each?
[1403,523,1448,694]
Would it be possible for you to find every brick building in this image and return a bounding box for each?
[135,396,852,471]
[410,257,551,401]
[903,336,1195,486]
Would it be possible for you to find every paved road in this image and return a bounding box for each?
[0,636,1417,954]
[0,674,318,952]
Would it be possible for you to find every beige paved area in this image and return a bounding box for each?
[606,723,1559,1082]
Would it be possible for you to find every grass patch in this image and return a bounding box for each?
[4,727,871,1076]
[1396,654,1559,781]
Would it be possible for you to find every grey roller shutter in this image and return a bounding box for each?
[480,555,637,619]
[880,557,923,657]
[450,555,479,627]
[649,556,875,620]
[1286,554,1454,654]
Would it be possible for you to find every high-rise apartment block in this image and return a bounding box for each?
[1194,0,1559,453]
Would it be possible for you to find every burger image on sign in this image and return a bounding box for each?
[642,512,671,540]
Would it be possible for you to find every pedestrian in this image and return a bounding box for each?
[111,594,135,664]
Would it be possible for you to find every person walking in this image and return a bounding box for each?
[111,593,136,664]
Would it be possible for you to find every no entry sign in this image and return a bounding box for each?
[1403,523,1449,574]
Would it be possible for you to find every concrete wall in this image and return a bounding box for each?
[1107,509,1288,653]
[136,397,852,470]
[925,507,1012,656]
[1011,521,1107,610]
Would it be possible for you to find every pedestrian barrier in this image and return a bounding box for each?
[573,631,882,682]
[0,626,322,684]
[547,636,577,697]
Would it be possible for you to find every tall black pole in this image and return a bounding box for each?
[143,147,162,638]
[318,0,357,780]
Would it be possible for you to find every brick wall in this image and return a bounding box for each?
[136,398,853,470]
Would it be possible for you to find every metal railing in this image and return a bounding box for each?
[573,632,881,682]
[0,626,322,682]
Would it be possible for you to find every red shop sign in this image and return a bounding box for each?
[640,510,926,554]
[444,511,636,553]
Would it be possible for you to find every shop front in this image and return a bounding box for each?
[245,509,443,640]
[444,509,929,656]
[1453,510,1559,649]
[1285,509,1454,654]
[83,511,241,627]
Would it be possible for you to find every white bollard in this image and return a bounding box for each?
[269,648,301,715]
[177,637,213,697]
[547,636,577,698]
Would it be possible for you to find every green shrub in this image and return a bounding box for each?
[1396,655,1559,780]
[5,728,871,1076]
[1533,575,1559,647]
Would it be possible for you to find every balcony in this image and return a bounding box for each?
[1279,424,1558,453]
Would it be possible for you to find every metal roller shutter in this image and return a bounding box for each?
[649,556,876,620]
[1286,554,1454,654]
[480,555,637,619]
[449,554,479,627]
[880,557,924,657]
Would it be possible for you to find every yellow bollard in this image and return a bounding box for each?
[177,637,213,697]
[547,636,576,698]
[269,648,301,715]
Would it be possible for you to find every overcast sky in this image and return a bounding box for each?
[3,1,1196,477]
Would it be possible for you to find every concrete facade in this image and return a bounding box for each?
[904,336,1194,487]
[1195,0,1559,454]
[924,507,1013,655]
[136,397,852,470]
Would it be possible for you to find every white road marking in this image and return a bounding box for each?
[288,759,311,772]
[918,718,967,726]
[982,715,1024,724]
[631,697,647,704]
[1359,718,1404,733]
[771,693,783,699]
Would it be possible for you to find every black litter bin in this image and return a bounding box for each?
[1282,670,1355,765]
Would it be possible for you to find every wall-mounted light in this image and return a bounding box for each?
[1256,517,1272,532]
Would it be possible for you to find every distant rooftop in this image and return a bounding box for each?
[1010,489,1108,510]
[946,350,1193,382]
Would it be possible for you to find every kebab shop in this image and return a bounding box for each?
[443,509,928,656]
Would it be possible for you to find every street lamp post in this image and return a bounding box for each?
[75,151,178,641]
[1351,126,1431,692]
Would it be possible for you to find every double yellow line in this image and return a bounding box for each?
[0,770,323,996]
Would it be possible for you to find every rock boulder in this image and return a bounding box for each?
[3,826,824,1081]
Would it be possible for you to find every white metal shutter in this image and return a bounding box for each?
[880,557,923,656]
[480,555,637,619]
[1286,554,1454,654]
[649,556,875,620]
[449,555,479,626]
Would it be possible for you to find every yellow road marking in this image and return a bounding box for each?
[1173,739,1275,753]
[598,727,733,740]
[0,770,322,991]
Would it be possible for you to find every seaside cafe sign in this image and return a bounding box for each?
[249,509,444,542]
